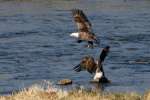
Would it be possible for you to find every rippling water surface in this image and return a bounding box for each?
[0,0,150,94]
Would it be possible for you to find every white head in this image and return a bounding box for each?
[70,32,79,38]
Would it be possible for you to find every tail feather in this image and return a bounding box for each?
[73,64,81,72]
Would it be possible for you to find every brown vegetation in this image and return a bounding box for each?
[0,84,150,100]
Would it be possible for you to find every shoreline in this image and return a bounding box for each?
[0,84,150,100]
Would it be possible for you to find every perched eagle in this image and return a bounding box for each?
[70,9,100,48]
[73,46,110,83]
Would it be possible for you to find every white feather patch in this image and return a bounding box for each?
[70,32,79,38]
[93,72,103,80]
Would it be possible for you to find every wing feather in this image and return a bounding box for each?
[80,56,97,74]
[72,9,92,32]
[98,46,110,66]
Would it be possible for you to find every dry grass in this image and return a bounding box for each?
[0,83,150,100]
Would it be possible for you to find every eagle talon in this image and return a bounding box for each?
[85,44,94,48]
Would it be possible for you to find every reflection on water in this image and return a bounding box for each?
[0,0,150,94]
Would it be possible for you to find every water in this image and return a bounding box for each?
[0,0,150,94]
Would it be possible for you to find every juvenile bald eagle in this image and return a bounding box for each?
[73,46,110,83]
[70,9,100,48]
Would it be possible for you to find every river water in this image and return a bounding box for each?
[0,0,150,94]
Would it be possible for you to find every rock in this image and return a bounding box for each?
[57,79,72,85]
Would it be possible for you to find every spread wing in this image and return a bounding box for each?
[73,56,97,74]
[72,9,92,32]
[98,46,110,65]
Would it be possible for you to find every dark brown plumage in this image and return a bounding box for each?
[73,46,110,83]
[72,9,92,32]
[71,9,99,47]
[73,55,97,74]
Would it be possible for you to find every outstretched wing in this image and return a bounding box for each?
[97,46,110,72]
[98,46,110,64]
[73,56,97,74]
[72,9,92,32]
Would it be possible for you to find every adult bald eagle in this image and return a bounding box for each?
[73,46,110,83]
[70,9,100,48]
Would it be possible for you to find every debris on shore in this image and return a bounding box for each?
[57,79,72,85]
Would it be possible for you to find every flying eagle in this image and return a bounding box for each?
[70,9,100,48]
[73,46,110,83]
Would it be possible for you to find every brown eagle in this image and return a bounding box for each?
[73,46,110,83]
[70,9,100,48]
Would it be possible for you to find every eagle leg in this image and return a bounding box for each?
[85,41,94,48]
[77,40,83,43]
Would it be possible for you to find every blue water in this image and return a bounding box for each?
[0,0,150,94]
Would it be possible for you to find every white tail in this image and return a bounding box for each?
[93,72,103,80]
[70,32,79,38]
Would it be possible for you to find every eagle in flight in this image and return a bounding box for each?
[70,9,100,48]
[73,46,110,83]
